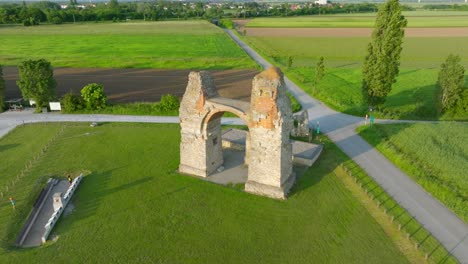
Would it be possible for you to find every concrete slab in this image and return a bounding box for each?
[292,140,323,166]
[20,179,69,248]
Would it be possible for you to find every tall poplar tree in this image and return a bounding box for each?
[362,0,407,108]
[17,59,56,111]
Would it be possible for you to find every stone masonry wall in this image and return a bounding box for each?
[245,68,295,199]
[179,67,295,199]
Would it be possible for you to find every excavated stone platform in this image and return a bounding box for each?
[221,128,323,166]
[16,179,69,248]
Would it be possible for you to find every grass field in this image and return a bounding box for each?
[242,35,468,120]
[0,123,411,263]
[246,11,468,28]
[357,122,468,222]
[0,21,256,69]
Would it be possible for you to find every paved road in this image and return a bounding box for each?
[0,110,243,139]
[225,29,468,263]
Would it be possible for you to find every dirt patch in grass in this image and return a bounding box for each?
[244,27,468,37]
[4,67,259,103]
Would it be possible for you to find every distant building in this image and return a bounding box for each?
[314,0,327,5]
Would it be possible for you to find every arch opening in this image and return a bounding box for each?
[200,110,251,185]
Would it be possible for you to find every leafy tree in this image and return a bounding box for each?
[0,65,5,111]
[81,83,107,110]
[436,54,465,113]
[16,59,56,111]
[314,56,325,93]
[362,0,407,108]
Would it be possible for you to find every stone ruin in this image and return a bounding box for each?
[291,110,310,137]
[179,67,295,199]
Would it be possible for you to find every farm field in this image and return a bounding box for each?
[357,122,468,222]
[0,21,257,69]
[0,123,411,263]
[3,67,259,103]
[245,11,468,28]
[241,29,468,120]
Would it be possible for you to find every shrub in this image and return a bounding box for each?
[159,94,180,112]
[61,92,83,113]
[81,83,107,110]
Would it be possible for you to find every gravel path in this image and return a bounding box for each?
[224,29,468,263]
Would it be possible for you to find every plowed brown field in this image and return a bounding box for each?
[4,67,259,103]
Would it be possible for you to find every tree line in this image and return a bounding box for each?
[0,1,387,25]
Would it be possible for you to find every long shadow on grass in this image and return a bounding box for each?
[384,85,437,120]
[289,138,349,198]
[0,143,19,152]
[66,168,153,225]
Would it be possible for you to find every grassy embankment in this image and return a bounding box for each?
[0,123,412,263]
[0,21,257,70]
[357,122,468,222]
[242,13,468,120]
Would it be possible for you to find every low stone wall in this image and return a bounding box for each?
[41,174,83,243]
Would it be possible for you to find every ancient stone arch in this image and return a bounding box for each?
[179,67,295,199]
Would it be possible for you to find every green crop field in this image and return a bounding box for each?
[0,21,256,69]
[0,123,410,263]
[242,35,468,120]
[246,11,468,28]
[357,122,468,222]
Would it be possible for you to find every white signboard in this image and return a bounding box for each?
[49,102,62,111]
[29,99,36,106]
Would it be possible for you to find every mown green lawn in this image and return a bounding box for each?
[246,11,468,28]
[357,122,468,222]
[0,21,256,69]
[243,35,468,120]
[0,123,409,263]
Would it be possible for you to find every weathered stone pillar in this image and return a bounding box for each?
[179,71,223,177]
[245,68,295,199]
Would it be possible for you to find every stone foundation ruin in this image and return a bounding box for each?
[179,67,296,199]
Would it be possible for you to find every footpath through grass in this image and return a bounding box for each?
[0,21,256,70]
[0,123,410,263]
[357,122,468,222]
